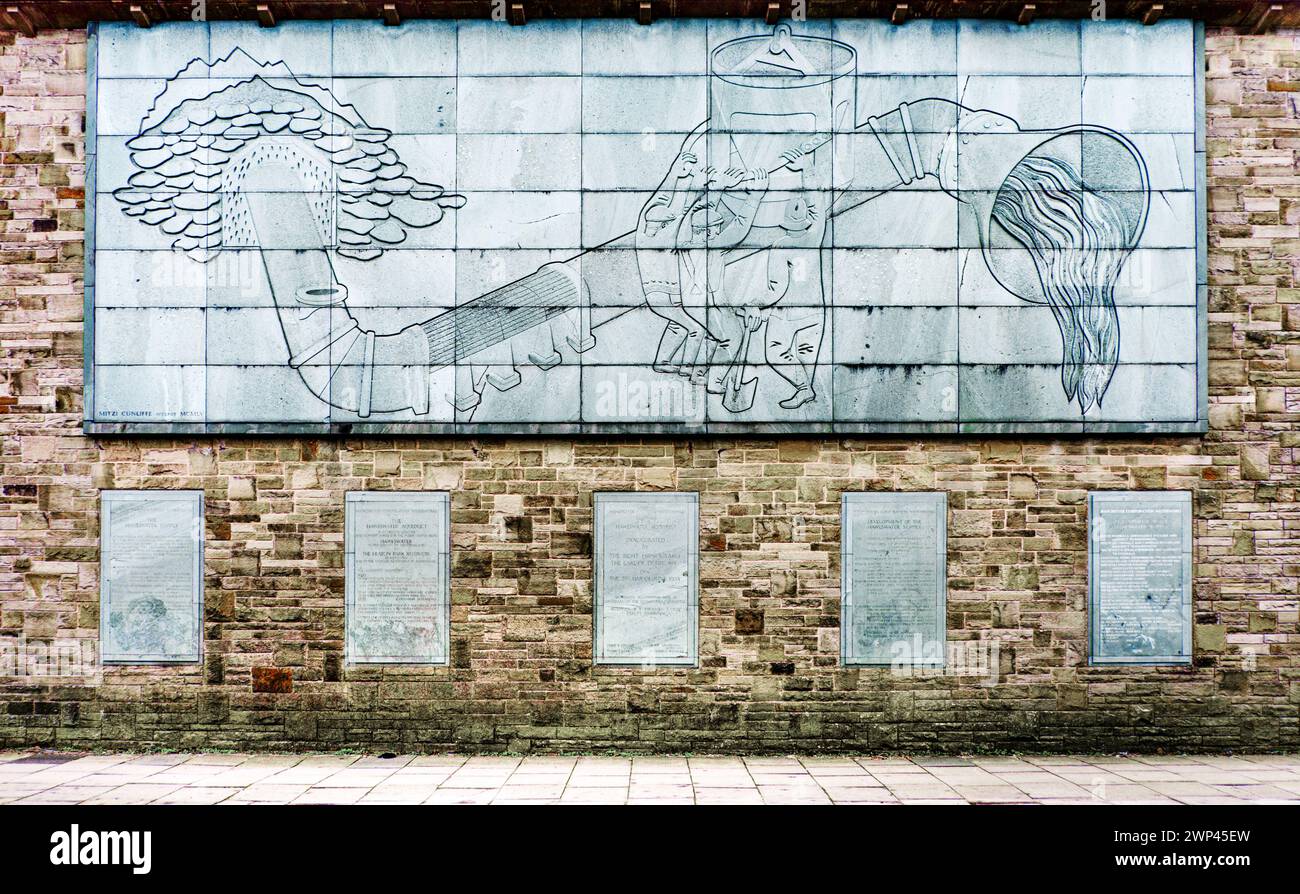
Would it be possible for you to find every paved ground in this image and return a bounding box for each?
[2,751,1299,804]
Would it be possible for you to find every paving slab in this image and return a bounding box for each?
[0,752,1296,804]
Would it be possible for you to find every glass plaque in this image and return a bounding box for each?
[594,492,698,665]
[345,491,450,664]
[1089,490,1193,665]
[100,490,203,663]
[841,492,947,667]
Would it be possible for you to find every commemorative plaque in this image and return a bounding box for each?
[345,492,450,664]
[1089,491,1193,665]
[841,492,947,666]
[100,490,203,663]
[594,492,698,665]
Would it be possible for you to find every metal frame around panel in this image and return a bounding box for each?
[840,491,948,667]
[84,22,98,426]
[1194,20,1210,433]
[1087,490,1194,666]
[344,490,451,665]
[99,489,204,664]
[593,491,699,667]
[80,19,1210,437]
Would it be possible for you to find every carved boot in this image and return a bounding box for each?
[779,385,816,409]
[652,323,688,374]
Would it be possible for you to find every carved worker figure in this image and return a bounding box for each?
[635,123,770,385]
[699,23,852,410]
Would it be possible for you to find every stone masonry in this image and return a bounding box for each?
[0,25,1297,753]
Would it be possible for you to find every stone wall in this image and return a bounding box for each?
[0,25,1297,753]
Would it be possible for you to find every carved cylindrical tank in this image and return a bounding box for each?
[708,23,856,202]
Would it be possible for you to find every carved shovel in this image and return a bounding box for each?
[722,313,760,413]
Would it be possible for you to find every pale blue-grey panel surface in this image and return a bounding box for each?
[86,18,1204,434]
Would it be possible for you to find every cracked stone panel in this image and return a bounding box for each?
[1134,191,1199,248]
[1082,20,1195,75]
[1087,133,1195,192]
[856,75,960,124]
[956,189,1162,250]
[457,134,581,191]
[97,21,211,80]
[830,249,960,308]
[582,191,656,249]
[95,307,205,365]
[831,306,958,366]
[955,76,1085,133]
[94,250,208,308]
[832,20,957,75]
[456,76,581,134]
[1082,76,1196,133]
[581,76,708,135]
[832,364,959,423]
[959,363,1197,423]
[95,365,206,424]
[957,20,1082,76]
[951,130,1085,186]
[957,306,1198,365]
[582,19,709,76]
[332,20,456,78]
[958,247,1197,308]
[458,21,582,76]
[455,192,581,250]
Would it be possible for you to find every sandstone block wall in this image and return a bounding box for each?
[0,26,1296,753]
